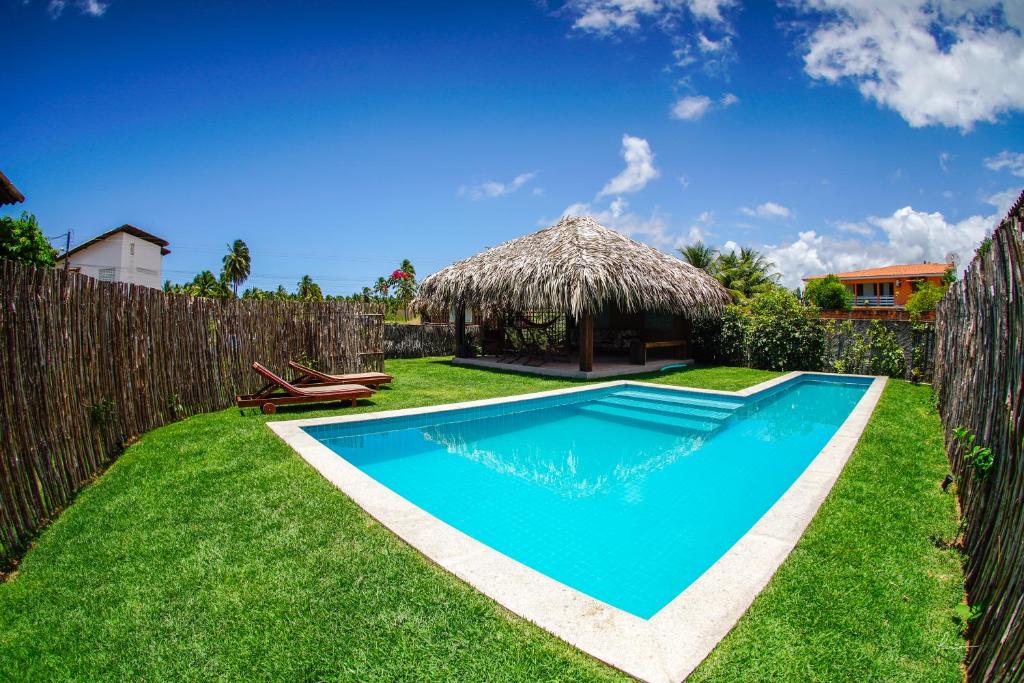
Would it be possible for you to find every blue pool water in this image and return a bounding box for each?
[306,376,871,619]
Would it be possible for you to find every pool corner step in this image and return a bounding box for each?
[616,389,744,413]
[597,396,734,422]
[577,403,720,435]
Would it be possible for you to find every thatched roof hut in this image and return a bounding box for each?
[417,215,729,319]
[416,215,730,372]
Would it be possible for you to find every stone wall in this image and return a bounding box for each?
[384,323,480,359]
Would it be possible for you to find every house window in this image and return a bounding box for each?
[878,282,893,297]
[129,242,135,256]
[98,268,115,282]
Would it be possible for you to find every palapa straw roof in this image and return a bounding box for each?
[415,215,731,320]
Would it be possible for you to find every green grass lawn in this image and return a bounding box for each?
[0,359,965,681]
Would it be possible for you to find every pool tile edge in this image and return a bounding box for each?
[267,372,888,683]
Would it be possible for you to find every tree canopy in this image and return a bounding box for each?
[804,274,852,311]
[0,212,57,267]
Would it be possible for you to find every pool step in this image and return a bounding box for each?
[577,403,719,434]
[614,390,744,413]
[596,396,734,422]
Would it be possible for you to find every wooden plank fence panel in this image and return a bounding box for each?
[0,260,384,562]
[933,191,1024,682]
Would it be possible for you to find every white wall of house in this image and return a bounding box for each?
[62,232,164,289]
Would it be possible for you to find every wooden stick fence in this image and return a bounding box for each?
[933,190,1024,682]
[0,260,383,563]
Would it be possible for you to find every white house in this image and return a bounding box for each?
[56,224,170,290]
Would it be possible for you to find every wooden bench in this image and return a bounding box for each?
[630,339,687,365]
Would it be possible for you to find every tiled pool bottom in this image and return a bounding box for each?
[270,372,887,682]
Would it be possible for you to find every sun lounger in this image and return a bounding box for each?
[287,360,393,388]
[236,362,374,414]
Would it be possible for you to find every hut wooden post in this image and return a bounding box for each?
[579,310,593,372]
[454,303,467,358]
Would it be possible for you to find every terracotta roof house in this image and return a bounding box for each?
[802,262,951,320]
[0,171,25,205]
[55,224,171,289]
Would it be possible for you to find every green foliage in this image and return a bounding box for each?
[221,239,251,297]
[975,237,992,260]
[953,602,983,636]
[697,290,825,370]
[87,398,116,429]
[293,351,319,370]
[297,274,323,301]
[185,270,229,298]
[165,393,186,420]
[0,212,57,267]
[941,267,957,287]
[714,247,781,302]
[678,241,718,272]
[952,427,995,480]
[744,290,825,370]
[905,282,946,322]
[803,274,852,311]
[829,320,906,377]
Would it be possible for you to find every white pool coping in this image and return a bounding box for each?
[268,371,887,682]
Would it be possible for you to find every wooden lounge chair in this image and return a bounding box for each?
[287,360,393,388]
[236,362,374,414]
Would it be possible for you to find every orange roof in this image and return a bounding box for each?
[803,263,951,281]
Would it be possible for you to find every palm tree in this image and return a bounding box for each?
[275,284,290,300]
[713,247,780,302]
[221,239,251,297]
[297,275,323,301]
[395,258,418,310]
[373,276,390,299]
[186,270,225,298]
[678,241,717,273]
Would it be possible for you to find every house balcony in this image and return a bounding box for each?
[854,295,895,307]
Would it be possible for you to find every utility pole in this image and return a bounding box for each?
[49,230,72,270]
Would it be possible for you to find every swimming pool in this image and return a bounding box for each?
[271,372,885,682]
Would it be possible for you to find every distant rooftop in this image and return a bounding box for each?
[58,224,171,260]
[0,171,25,206]
[803,263,951,281]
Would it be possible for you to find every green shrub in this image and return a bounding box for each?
[803,274,852,311]
[905,282,946,322]
[830,320,906,377]
[743,290,825,370]
[0,212,57,267]
[717,306,748,364]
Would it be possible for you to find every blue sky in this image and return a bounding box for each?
[3,0,1023,291]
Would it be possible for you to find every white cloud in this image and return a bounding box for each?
[938,151,952,172]
[796,0,1024,130]
[48,0,107,17]
[458,171,538,200]
[670,92,737,120]
[984,150,1024,177]
[762,190,1012,287]
[740,201,793,219]
[671,95,713,120]
[835,220,873,236]
[566,0,736,36]
[598,134,659,197]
